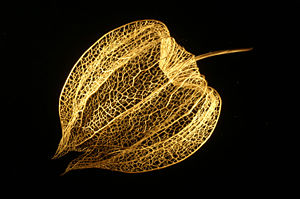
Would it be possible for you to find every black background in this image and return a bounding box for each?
[5,0,280,193]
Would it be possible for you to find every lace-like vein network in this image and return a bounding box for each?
[53,20,250,174]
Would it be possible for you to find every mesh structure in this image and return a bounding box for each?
[53,20,227,174]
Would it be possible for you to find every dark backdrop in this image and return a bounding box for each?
[6,0,277,192]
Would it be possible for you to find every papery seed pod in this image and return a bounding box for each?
[53,19,252,174]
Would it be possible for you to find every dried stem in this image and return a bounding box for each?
[195,48,253,61]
